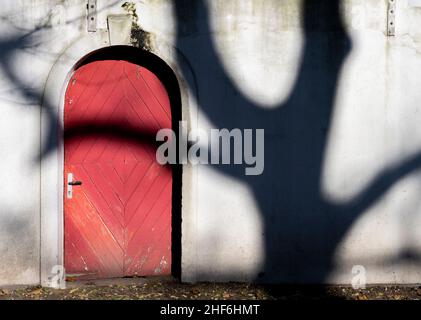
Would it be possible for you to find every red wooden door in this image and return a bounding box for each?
[64,60,172,279]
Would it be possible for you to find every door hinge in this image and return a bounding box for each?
[387,0,396,36]
[87,0,97,32]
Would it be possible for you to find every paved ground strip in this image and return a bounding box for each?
[1,278,421,300]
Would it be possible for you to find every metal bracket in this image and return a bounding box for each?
[387,0,396,36]
[87,0,97,32]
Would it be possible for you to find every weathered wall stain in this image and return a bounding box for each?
[122,1,154,51]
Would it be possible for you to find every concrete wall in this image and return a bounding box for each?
[1,0,421,286]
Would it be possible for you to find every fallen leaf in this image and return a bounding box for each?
[30,288,43,296]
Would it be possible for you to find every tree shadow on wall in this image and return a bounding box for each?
[174,0,421,283]
[0,2,121,161]
[1,0,421,288]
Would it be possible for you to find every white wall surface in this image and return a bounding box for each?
[1,0,421,286]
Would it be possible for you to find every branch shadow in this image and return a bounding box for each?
[0,0,421,293]
[173,0,421,285]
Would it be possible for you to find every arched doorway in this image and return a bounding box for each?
[63,46,181,280]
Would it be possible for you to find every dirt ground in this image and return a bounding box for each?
[1,277,421,300]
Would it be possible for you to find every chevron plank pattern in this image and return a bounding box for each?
[64,60,172,279]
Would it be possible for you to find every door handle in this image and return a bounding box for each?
[68,181,82,186]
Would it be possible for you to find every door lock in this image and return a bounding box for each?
[67,173,82,199]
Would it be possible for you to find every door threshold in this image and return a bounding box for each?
[65,275,176,288]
